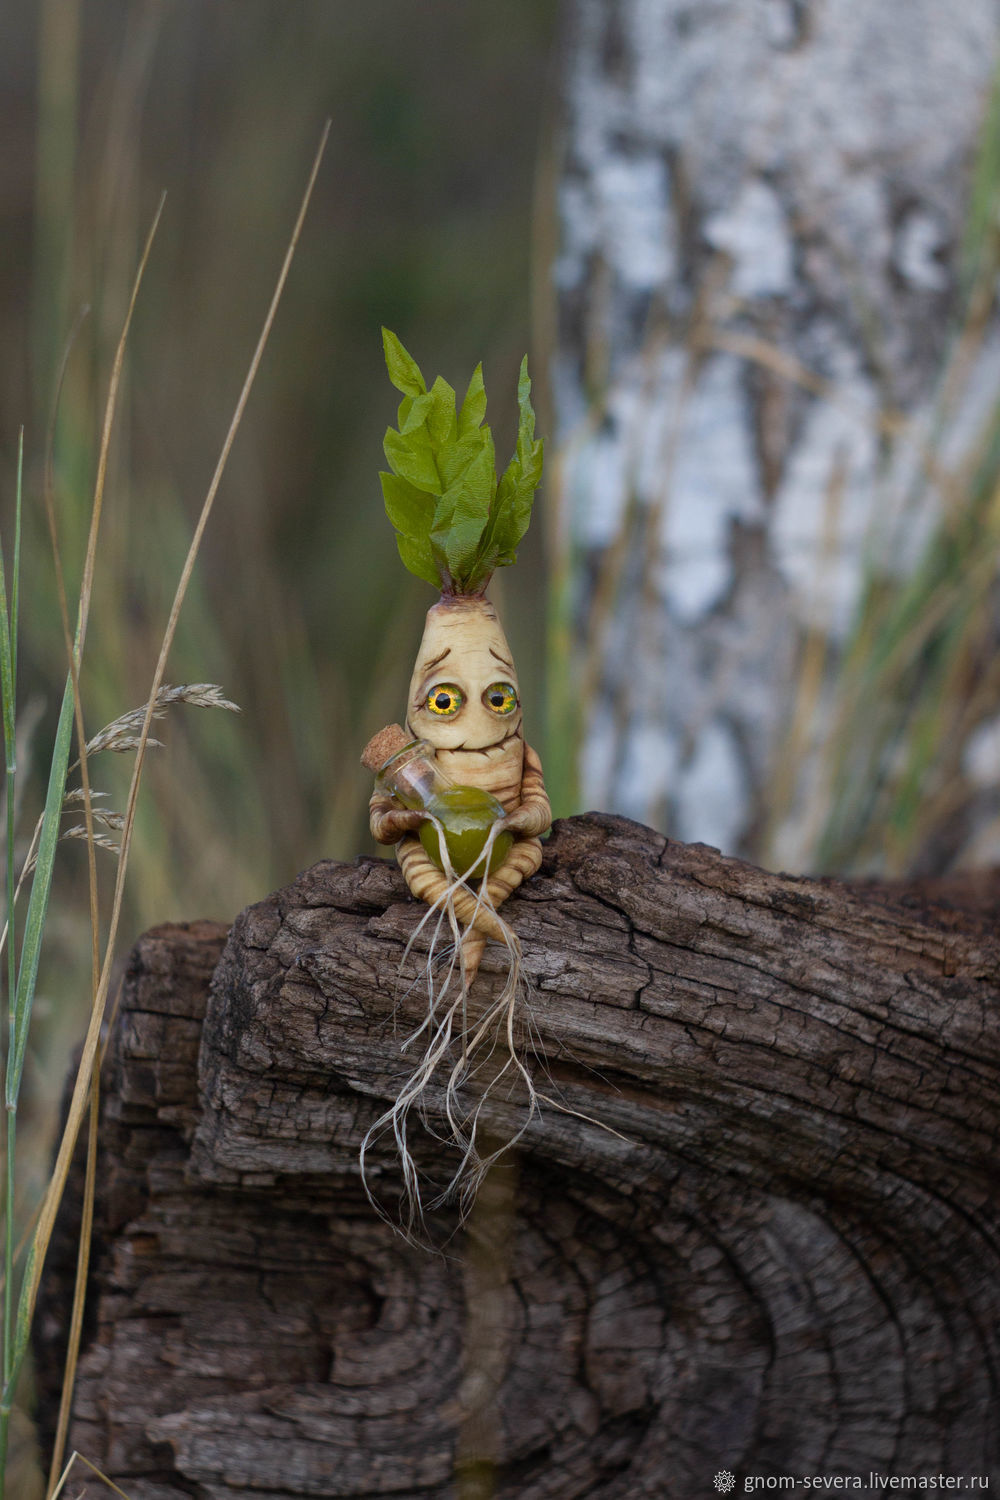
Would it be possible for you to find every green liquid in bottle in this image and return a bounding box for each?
[374,737,513,880]
[419,786,513,878]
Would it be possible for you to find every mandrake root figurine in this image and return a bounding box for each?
[361,594,551,986]
[358,329,552,1233]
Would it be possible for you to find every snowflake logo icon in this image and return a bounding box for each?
[714,1474,736,1495]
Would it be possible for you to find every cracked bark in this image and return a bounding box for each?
[38,815,1000,1497]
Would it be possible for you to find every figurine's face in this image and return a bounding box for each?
[406,598,523,754]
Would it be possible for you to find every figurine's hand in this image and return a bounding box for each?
[496,804,540,837]
[379,807,428,839]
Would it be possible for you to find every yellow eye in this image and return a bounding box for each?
[425,683,464,717]
[483,681,518,715]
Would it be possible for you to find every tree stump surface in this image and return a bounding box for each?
[40,814,1000,1497]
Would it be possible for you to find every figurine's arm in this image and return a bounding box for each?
[389,744,548,984]
[395,833,510,944]
[369,789,426,845]
[497,742,551,837]
[454,747,548,981]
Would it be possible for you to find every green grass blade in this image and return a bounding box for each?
[0,434,20,998]
[0,503,16,772]
[10,433,21,706]
[0,429,21,1486]
[0,429,22,1494]
[0,1236,35,1414]
[962,55,1000,294]
[6,675,74,1104]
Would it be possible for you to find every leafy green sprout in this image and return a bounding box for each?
[379,328,543,597]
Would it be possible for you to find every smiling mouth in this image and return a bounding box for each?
[444,727,522,756]
[405,722,522,756]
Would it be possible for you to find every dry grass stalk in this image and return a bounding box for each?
[49,1449,131,1498]
[40,121,331,1497]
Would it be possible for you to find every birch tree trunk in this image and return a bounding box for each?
[550,0,1000,873]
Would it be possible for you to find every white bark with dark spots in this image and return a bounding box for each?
[551,0,1000,868]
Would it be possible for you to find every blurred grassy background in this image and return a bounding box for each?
[2,5,999,1488]
[0,0,561,1293]
[0,0,560,937]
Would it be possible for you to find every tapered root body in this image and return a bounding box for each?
[370,589,550,973]
[406,597,526,810]
[361,593,552,1236]
[396,831,544,983]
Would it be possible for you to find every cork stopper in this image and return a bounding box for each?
[360,722,412,773]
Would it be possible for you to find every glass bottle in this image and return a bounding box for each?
[375,739,513,878]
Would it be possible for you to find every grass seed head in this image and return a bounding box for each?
[84,682,240,756]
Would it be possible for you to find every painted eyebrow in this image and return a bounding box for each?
[489,647,514,670]
[419,647,451,674]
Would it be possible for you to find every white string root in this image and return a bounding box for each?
[360,818,542,1243]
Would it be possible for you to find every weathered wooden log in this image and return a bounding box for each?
[40,814,1000,1496]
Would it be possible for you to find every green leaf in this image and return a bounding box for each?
[457,436,496,517]
[398,391,433,435]
[426,376,458,450]
[458,363,486,437]
[431,457,495,588]
[439,423,496,494]
[381,471,443,589]
[493,438,543,555]
[380,471,434,536]
[383,426,441,493]
[382,328,426,397]
[396,531,441,589]
[515,356,542,474]
[378,338,543,593]
[430,485,488,566]
[473,357,543,574]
